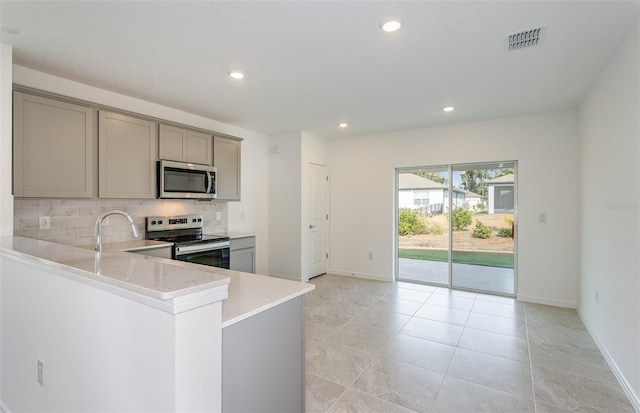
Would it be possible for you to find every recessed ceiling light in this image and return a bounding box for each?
[0,24,19,34]
[442,106,455,112]
[229,71,244,80]
[339,123,348,128]
[380,20,402,33]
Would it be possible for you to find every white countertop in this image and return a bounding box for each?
[213,231,256,239]
[220,268,314,327]
[2,236,314,327]
[125,254,315,327]
[93,239,173,253]
[94,238,314,327]
[0,237,228,301]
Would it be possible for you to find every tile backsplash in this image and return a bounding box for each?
[14,198,228,247]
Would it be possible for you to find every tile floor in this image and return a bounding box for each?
[304,274,634,413]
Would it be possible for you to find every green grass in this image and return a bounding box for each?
[399,248,514,269]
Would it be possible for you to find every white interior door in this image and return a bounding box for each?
[309,163,328,278]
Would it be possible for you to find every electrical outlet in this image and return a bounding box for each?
[39,216,50,229]
[216,211,222,221]
[37,360,44,386]
[538,213,547,224]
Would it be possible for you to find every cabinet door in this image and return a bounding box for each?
[213,136,241,201]
[13,92,94,198]
[99,112,157,199]
[158,124,187,162]
[230,248,255,274]
[186,131,213,165]
[230,237,255,273]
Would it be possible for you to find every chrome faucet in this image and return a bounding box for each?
[95,210,138,252]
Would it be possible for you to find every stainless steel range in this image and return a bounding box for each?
[145,214,230,269]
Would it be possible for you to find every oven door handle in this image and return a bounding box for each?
[175,241,230,255]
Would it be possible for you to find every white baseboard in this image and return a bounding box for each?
[516,294,576,309]
[327,269,392,283]
[577,310,640,412]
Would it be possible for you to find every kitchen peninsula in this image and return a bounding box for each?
[0,236,313,412]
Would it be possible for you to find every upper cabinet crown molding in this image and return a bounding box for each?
[99,111,157,199]
[13,91,94,198]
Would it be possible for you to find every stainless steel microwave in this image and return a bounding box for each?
[158,160,217,199]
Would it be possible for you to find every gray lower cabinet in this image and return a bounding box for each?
[99,111,157,198]
[222,297,304,413]
[13,92,94,198]
[213,136,242,201]
[229,236,255,274]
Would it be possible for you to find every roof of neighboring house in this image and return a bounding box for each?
[398,173,465,193]
[487,173,514,185]
[399,173,447,190]
[464,190,483,199]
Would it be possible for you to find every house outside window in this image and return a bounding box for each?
[413,191,429,207]
[487,173,515,214]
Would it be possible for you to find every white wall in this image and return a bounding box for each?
[0,46,13,236]
[269,132,302,280]
[228,132,270,274]
[268,131,328,281]
[578,22,639,408]
[10,65,271,274]
[328,111,580,307]
[301,131,328,281]
[0,43,12,411]
[1,254,223,412]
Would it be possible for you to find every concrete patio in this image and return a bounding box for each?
[398,258,514,295]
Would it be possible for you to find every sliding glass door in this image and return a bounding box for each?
[396,162,516,296]
[397,166,450,286]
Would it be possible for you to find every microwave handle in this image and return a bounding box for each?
[206,171,213,194]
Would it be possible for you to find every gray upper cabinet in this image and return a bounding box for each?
[158,124,187,162]
[213,136,241,201]
[186,130,213,166]
[158,124,213,166]
[13,92,94,198]
[99,111,157,199]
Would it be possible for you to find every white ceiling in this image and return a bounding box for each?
[1,1,638,138]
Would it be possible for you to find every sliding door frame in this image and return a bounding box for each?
[394,161,518,297]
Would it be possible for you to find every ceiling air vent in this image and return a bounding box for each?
[505,25,546,51]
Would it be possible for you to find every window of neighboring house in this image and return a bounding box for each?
[413,191,429,206]
[495,186,514,211]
